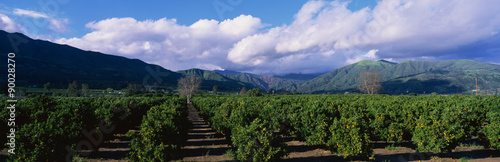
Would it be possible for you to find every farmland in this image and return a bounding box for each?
[1,94,500,161]
[193,94,500,161]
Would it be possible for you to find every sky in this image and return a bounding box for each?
[0,0,499,75]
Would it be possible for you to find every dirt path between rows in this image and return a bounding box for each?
[181,104,235,161]
[182,104,345,162]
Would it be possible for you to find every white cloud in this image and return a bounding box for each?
[227,0,500,74]
[56,0,500,75]
[13,8,67,32]
[56,15,264,71]
[196,64,224,71]
[14,9,47,18]
[0,14,20,32]
[346,49,380,65]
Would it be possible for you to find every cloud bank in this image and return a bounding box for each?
[55,0,500,75]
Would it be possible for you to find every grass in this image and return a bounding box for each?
[72,156,88,162]
[459,157,471,162]
[458,142,483,150]
[224,149,236,157]
[385,144,397,151]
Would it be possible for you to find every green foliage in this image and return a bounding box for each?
[126,83,142,96]
[67,80,81,97]
[212,85,218,95]
[327,115,372,158]
[240,87,247,95]
[1,93,499,161]
[81,83,89,97]
[13,101,87,161]
[128,97,190,161]
[1,95,170,161]
[43,82,51,92]
[412,112,466,152]
[192,94,500,160]
[479,97,500,149]
[246,88,262,96]
[232,118,287,162]
[106,88,113,93]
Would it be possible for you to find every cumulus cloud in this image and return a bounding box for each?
[227,0,500,74]
[56,0,500,75]
[56,15,264,71]
[13,8,68,32]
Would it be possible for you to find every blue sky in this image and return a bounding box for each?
[0,0,499,75]
[0,0,376,38]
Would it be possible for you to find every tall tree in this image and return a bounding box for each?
[126,83,142,96]
[67,80,81,97]
[106,88,114,94]
[178,77,202,103]
[43,82,51,92]
[81,83,89,97]
[240,87,247,95]
[357,70,382,95]
[247,88,262,96]
[212,85,218,95]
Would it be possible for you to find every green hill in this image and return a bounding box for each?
[298,60,396,93]
[299,60,500,94]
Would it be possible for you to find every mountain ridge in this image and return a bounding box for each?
[0,30,184,90]
[1,30,499,95]
[178,69,254,91]
[299,59,500,94]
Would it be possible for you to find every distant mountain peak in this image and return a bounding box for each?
[378,59,397,64]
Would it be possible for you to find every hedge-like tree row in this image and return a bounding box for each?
[192,95,500,161]
[0,95,171,161]
[128,96,191,161]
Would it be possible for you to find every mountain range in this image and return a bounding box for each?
[299,59,500,94]
[1,30,499,95]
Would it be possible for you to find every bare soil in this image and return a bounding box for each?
[180,103,234,162]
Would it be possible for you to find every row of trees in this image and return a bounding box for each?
[61,70,382,99]
[67,80,90,97]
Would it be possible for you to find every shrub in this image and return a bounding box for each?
[128,97,190,161]
[412,108,466,153]
[479,111,500,149]
[12,99,89,161]
[327,115,372,158]
[247,88,263,97]
[231,118,287,162]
